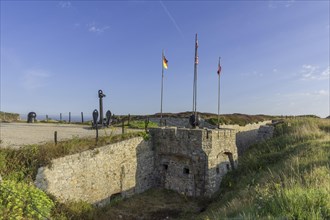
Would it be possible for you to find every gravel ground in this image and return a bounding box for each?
[0,122,131,149]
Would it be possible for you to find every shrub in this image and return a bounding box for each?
[0,180,54,219]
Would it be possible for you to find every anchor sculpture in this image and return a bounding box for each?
[27,112,37,123]
[93,90,112,128]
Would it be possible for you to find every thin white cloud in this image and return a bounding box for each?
[314,90,328,96]
[241,70,263,77]
[285,0,295,8]
[59,1,71,8]
[268,0,295,9]
[300,65,329,80]
[87,23,110,34]
[320,66,330,79]
[21,69,50,90]
[284,90,329,98]
[160,1,184,39]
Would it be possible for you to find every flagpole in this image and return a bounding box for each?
[217,57,221,129]
[160,50,164,126]
[194,33,198,123]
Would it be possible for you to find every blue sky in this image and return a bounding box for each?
[1,1,329,118]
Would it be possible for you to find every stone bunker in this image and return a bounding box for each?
[35,123,272,206]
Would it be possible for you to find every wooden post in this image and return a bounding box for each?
[122,120,125,134]
[95,125,99,143]
[69,112,71,124]
[54,131,57,145]
[128,114,130,126]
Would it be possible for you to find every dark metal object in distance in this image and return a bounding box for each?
[92,109,99,142]
[69,112,71,124]
[81,112,84,123]
[60,113,62,121]
[122,120,125,134]
[189,114,200,128]
[46,115,49,122]
[105,110,112,127]
[98,90,106,126]
[27,112,37,123]
[128,114,130,126]
[92,109,98,128]
[54,131,58,145]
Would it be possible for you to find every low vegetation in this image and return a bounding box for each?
[51,188,203,220]
[0,117,328,219]
[0,111,20,122]
[0,180,54,219]
[196,118,330,219]
[127,120,158,129]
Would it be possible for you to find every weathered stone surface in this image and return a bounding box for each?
[149,127,237,197]
[256,125,274,141]
[35,137,154,205]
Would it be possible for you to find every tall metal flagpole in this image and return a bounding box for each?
[217,57,221,129]
[194,34,198,121]
[160,50,164,126]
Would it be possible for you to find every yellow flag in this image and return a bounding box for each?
[163,56,168,69]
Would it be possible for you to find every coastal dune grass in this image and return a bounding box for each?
[198,118,330,219]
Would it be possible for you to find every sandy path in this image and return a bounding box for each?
[0,122,133,149]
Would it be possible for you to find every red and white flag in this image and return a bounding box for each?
[217,61,221,75]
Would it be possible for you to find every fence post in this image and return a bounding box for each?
[46,115,48,122]
[122,120,125,134]
[95,125,98,143]
[54,131,58,145]
[60,113,62,122]
[69,112,71,124]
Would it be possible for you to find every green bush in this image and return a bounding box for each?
[0,180,54,219]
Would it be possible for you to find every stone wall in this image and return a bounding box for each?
[149,127,237,197]
[206,129,237,196]
[220,121,271,156]
[35,137,154,205]
[256,125,275,141]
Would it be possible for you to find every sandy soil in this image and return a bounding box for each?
[0,122,128,149]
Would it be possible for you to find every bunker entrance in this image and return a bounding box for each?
[224,152,235,170]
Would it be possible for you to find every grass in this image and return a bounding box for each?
[0,111,20,122]
[127,120,158,129]
[197,118,330,219]
[51,188,203,220]
[205,114,276,126]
